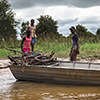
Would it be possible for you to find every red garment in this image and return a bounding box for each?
[23,36,32,49]
[23,48,31,52]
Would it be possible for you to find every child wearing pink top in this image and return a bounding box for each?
[21,29,32,53]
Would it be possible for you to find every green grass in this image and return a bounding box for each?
[1,42,100,59]
[79,43,100,59]
[1,33,100,59]
[0,48,21,59]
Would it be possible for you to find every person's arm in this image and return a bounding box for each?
[69,45,74,57]
[27,25,30,29]
[35,26,38,38]
[74,34,79,54]
[36,26,38,33]
[77,40,79,49]
[77,40,79,54]
[21,37,25,52]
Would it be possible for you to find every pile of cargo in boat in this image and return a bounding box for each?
[6,48,56,66]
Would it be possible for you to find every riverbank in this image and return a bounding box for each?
[0,59,10,67]
[1,42,100,59]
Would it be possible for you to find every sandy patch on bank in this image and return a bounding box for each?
[0,59,10,67]
[0,59,12,76]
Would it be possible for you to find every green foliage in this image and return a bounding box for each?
[76,24,87,37]
[0,0,19,41]
[72,24,98,43]
[79,43,100,59]
[0,3,100,60]
[20,21,29,38]
[0,48,21,59]
[1,34,100,59]
[96,28,100,36]
[37,15,58,35]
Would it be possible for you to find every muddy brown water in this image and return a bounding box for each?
[0,60,100,100]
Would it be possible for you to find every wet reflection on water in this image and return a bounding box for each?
[0,68,100,100]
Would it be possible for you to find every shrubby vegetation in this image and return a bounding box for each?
[0,0,20,48]
[0,0,100,59]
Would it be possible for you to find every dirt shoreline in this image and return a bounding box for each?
[0,59,10,67]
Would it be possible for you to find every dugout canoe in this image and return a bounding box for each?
[9,60,100,85]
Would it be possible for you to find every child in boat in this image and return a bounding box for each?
[21,29,32,53]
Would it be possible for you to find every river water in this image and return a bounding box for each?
[0,60,100,100]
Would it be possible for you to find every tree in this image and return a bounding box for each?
[20,21,29,38]
[76,25,87,37]
[96,28,100,36]
[0,0,19,41]
[37,15,58,35]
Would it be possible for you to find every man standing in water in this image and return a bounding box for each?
[27,19,38,52]
[69,26,79,61]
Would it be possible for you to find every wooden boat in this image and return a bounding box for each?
[9,60,100,85]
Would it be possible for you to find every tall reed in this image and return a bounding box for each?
[0,32,100,59]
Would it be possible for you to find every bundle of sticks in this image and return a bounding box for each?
[6,48,56,66]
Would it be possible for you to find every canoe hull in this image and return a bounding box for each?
[10,65,100,85]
